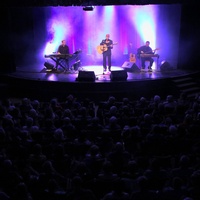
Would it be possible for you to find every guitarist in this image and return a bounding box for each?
[100,34,113,73]
[137,41,156,72]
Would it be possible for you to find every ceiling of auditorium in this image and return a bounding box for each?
[0,0,195,7]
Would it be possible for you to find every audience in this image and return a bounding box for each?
[0,93,200,199]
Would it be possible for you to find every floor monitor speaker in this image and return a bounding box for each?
[160,61,172,72]
[121,61,140,72]
[77,71,96,81]
[110,70,128,81]
[44,62,54,70]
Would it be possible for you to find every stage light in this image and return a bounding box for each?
[83,6,94,11]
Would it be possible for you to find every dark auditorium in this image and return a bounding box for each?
[0,0,200,199]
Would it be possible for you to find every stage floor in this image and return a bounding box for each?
[7,63,197,83]
[2,62,200,101]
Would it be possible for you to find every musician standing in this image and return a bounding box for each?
[100,34,113,73]
[55,40,70,71]
[137,41,155,72]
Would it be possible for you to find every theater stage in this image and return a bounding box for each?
[2,63,200,101]
[8,63,194,82]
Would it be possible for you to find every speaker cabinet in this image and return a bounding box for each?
[160,61,172,72]
[110,70,128,81]
[77,71,96,81]
[122,61,140,72]
[44,62,54,70]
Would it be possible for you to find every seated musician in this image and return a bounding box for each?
[137,41,156,72]
[55,40,70,71]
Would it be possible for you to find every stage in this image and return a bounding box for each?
[7,63,195,82]
[1,62,200,102]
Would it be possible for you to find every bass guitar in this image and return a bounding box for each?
[97,42,118,54]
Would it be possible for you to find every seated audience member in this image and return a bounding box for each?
[73,106,93,130]
[103,96,117,111]
[160,177,187,200]
[139,113,153,135]
[94,161,119,199]
[61,117,77,140]
[105,116,121,132]
[73,130,92,160]
[11,182,33,200]
[64,94,81,110]
[106,142,131,175]
[143,157,170,191]
[163,95,177,115]
[86,117,104,140]
[171,155,194,186]
[28,143,47,172]
[101,179,130,200]
[66,176,98,200]
[121,160,141,194]
[130,176,159,200]
[187,169,200,200]
[83,144,104,177]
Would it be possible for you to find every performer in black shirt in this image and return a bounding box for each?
[137,41,155,72]
[100,34,113,73]
[55,40,70,71]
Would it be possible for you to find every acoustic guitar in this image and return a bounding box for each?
[129,53,136,63]
[97,42,118,54]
